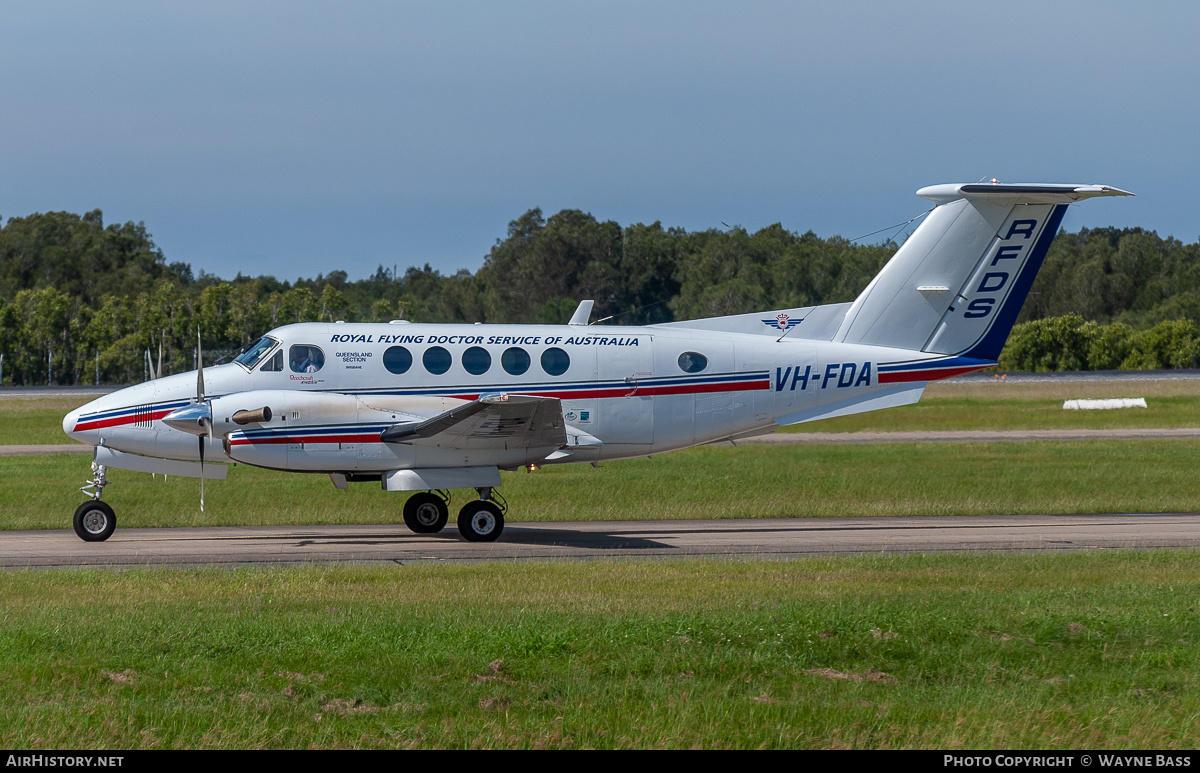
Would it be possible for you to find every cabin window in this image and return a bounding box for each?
[462,346,491,375]
[502,347,530,376]
[540,347,570,376]
[259,350,284,372]
[383,346,413,375]
[235,336,279,369]
[289,345,325,373]
[423,346,452,375]
[677,352,708,373]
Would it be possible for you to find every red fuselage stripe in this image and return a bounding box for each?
[877,365,991,384]
[76,378,773,440]
[73,409,175,432]
[441,379,769,401]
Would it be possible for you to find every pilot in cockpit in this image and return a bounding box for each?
[290,345,322,373]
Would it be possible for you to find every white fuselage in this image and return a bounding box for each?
[63,320,962,475]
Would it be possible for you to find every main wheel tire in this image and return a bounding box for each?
[457,500,504,542]
[73,501,116,542]
[403,492,449,534]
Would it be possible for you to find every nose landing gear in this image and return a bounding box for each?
[75,459,115,542]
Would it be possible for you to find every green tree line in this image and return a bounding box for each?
[999,315,1200,372]
[1,208,1198,384]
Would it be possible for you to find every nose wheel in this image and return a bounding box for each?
[74,500,116,542]
[74,456,115,542]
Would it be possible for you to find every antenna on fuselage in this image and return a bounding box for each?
[568,300,594,326]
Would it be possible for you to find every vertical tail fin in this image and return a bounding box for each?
[833,183,1132,361]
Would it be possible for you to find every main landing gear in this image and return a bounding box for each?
[458,490,505,542]
[403,490,450,533]
[401,488,506,542]
[75,460,115,542]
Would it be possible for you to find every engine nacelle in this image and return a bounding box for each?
[213,390,473,472]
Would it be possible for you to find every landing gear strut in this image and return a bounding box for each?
[75,459,115,542]
[403,490,450,534]
[457,487,506,542]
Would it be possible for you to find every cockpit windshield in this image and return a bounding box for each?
[233,336,280,370]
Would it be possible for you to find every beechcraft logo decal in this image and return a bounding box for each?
[762,313,802,332]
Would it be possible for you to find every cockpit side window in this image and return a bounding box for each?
[290,345,325,373]
[234,336,279,370]
[259,350,284,372]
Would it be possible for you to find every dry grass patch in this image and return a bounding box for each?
[803,668,898,685]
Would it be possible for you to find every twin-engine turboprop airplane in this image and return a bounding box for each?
[63,181,1130,542]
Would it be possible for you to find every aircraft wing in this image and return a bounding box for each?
[379,393,567,451]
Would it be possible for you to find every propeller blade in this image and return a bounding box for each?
[196,329,205,403]
[196,328,208,511]
[199,433,205,512]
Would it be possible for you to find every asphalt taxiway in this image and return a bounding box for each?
[2,514,1199,568]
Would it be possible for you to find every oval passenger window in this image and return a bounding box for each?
[540,347,570,376]
[502,347,531,375]
[677,352,708,373]
[462,346,491,375]
[423,346,452,375]
[383,346,413,375]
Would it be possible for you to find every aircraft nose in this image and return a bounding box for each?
[63,407,82,440]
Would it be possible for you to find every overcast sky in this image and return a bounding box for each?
[1,1,1193,282]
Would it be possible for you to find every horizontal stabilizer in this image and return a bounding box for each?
[774,383,925,426]
[917,183,1133,204]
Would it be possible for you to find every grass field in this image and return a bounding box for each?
[4,381,1200,749]
[6,438,1200,530]
[0,398,80,445]
[783,378,1200,433]
[1,552,1197,749]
